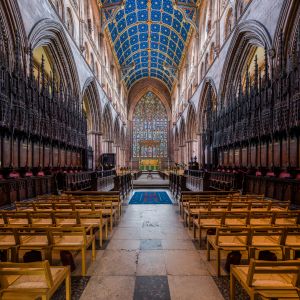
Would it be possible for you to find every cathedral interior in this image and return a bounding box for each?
[0,0,300,299]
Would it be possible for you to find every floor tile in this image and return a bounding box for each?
[80,276,135,300]
[168,275,224,300]
[137,251,166,276]
[164,250,209,276]
[106,239,141,250]
[140,239,162,250]
[133,276,171,300]
[91,250,138,276]
[162,239,196,250]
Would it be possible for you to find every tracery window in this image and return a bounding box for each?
[132,92,168,158]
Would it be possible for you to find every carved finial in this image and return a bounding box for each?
[254,55,258,91]
[29,44,34,80]
[14,32,21,73]
[41,55,45,90]
[264,45,269,85]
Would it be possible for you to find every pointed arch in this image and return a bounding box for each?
[186,103,197,141]
[28,18,81,96]
[82,77,102,134]
[179,118,186,146]
[113,117,121,146]
[219,20,272,102]
[0,0,27,69]
[102,103,113,141]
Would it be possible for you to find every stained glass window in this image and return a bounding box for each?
[132,92,168,158]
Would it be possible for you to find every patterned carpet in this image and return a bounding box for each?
[129,192,173,204]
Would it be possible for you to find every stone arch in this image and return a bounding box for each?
[273,0,300,63]
[219,20,272,102]
[186,103,197,141]
[0,0,27,69]
[28,18,81,96]
[102,103,113,142]
[113,117,121,146]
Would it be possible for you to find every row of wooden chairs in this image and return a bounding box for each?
[0,210,109,248]
[15,200,118,232]
[0,225,95,276]
[230,259,300,300]
[26,196,122,217]
[184,200,289,228]
[207,226,300,277]
[179,194,269,216]
[193,210,300,244]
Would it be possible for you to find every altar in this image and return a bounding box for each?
[139,158,160,170]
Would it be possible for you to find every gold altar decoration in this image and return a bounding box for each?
[140,159,160,167]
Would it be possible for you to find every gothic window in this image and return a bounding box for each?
[132,92,168,158]
[66,8,74,37]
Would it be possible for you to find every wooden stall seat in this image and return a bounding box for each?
[0,261,70,300]
[283,227,300,260]
[15,227,52,263]
[79,211,109,247]
[0,228,18,262]
[248,212,273,227]
[207,227,250,276]
[193,211,224,245]
[50,226,95,276]
[230,259,300,300]
[248,227,285,259]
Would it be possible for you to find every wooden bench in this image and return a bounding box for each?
[230,259,300,300]
[0,261,70,300]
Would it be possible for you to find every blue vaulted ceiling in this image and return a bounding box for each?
[101,0,196,91]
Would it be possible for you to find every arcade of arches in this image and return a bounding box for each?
[1,0,300,299]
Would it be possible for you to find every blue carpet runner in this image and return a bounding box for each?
[129,192,173,205]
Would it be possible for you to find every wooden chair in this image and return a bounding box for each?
[0,227,18,262]
[193,211,224,245]
[49,226,95,276]
[222,211,249,227]
[92,202,116,232]
[248,212,273,227]
[207,227,250,276]
[15,227,52,263]
[79,211,108,247]
[230,259,300,300]
[272,211,300,227]
[3,211,30,226]
[29,211,54,226]
[0,261,71,300]
[283,227,300,260]
[53,211,80,226]
[248,227,285,260]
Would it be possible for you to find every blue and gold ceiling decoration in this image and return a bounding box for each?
[99,0,199,91]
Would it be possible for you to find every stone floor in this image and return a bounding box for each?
[133,173,169,188]
[65,191,225,300]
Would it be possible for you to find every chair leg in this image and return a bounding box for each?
[92,239,96,261]
[199,228,202,246]
[65,270,71,300]
[230,271,236,300]
[207,241,211,261]
[217,249,221,277]
[110,215,113,232]
[99,226,103,248]
[81,248,86,276]
[105,222,108,240]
